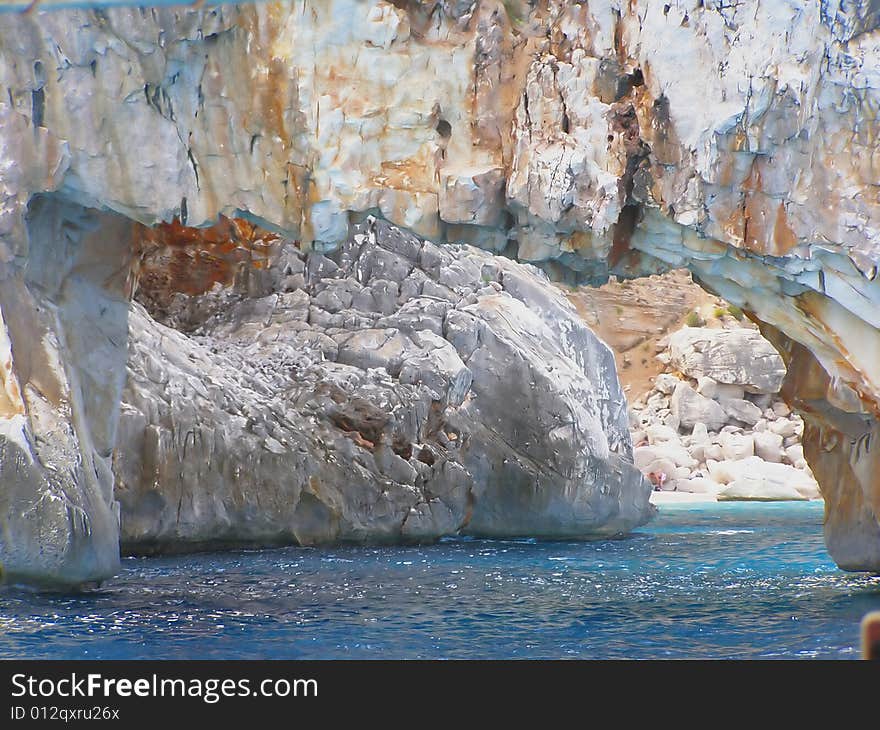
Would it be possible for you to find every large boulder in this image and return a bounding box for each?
[754,431,785,463]
[668,328,786,395]
[0,199,126,587]
[707,457,820,500]
[114,219,653,551]
[718,476,808,502]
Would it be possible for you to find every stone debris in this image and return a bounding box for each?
[630,326,818,502]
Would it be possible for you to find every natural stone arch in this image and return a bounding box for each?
[1,1,879,582]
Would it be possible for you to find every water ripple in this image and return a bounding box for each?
[0,501,877,658]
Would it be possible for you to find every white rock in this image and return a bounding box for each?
[769,419,798,438]
[673,466,692,480]
[646,423,679,444]
[654,373,681,395]
[1,0,875,578]
[673,476,724,494]
[647,393,670,409]
[720,432,754,461]
[717,475,808,502]
[634,444,696,470]
[696,376,745,401]
[115,220,655,555]
[691,422,709,442]
[772,401,791,418]
[785,443,805,465]
[704,444,723,461]
[753,431,784,463]
[662,412,681,431]
[687,442,707,463]
[668,328,786,394]
[707,457,820,500]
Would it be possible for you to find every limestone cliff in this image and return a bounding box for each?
[1,0,880,579]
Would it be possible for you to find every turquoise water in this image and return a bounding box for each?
[1,501,879,659]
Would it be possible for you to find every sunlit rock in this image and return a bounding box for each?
[114,219,653,551]
[668,328,786,396]
[2,1,880,572]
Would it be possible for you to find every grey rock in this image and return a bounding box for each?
[749,393,773,410]
[670,381,727,432]
[720,398,763,427]
[669,328,786,394]
[115,219,653,552]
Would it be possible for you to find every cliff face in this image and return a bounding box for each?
[1,1,879,581]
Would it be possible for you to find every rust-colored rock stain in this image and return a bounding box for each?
[132,216,281,302]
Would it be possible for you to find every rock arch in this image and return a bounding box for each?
[1,1,879,582]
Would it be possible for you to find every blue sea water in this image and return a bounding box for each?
[1,500,879,659]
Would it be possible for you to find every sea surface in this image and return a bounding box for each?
[2,500,879,659]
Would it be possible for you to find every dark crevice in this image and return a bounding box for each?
[31,87,44,128]
[436,118,452,139]
[143,82,175,122]
[187,147,200,190]
[608,203,641,268]
[606,100,652,270]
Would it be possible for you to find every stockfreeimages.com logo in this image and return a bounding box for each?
[11,673,317,705]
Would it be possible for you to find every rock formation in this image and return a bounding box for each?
[115,217,651,552]
[1,1,880,577]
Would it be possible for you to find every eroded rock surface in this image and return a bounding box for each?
[0,197,125,586]
[2,1,880,574]
[114,219,652,551]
